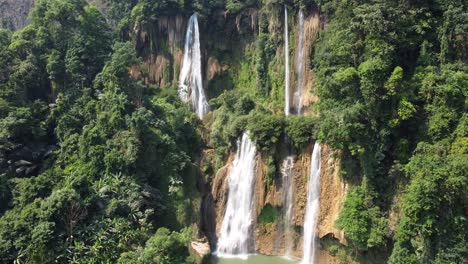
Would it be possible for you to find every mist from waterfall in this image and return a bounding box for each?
[293,9,305,115]
[179,14,209,119]
[302,143,322,264]
[284,6,290,116]
[217,132,257,258]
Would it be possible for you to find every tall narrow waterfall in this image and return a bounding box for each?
[293,9,305,115]
[217,133,257,257]
[281,155,294,255]
[179,14,209,119]
[302,143,322,264]
[284,6,290,116]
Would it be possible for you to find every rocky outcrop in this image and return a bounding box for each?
[0,143,56,178]
[132,15,186,87]
[203,153,233,248]
[318,145,347,244]
[0,0,34,30]
[299,10,321,113]
[190,240,211,264]
[130,7,259,95]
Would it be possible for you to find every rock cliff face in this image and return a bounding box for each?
[298,10,320,114]
[205,142,346,260]
[130,8,259,94]
[318,145,347,245]
[0,0,34,30]
[132,15,186,87]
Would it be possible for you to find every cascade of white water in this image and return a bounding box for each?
[217,132,257,258]
[294,9,305,115]
[284,6,290,116]
[281,155,294,255]
[302,143,322,264]
[179,14,209,119]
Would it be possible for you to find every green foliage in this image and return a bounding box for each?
[266,156,276,187]
[0,1,201,262]
[0,0,466,263]
[246,112,284,152]
[226,0,260,14]
[209,91,251,162]
[118,227,192,264]
[390,139,467,263]
[335,178,389,251]
[285,116,318,150]
[258,204,278,224]
[315,1,467,261]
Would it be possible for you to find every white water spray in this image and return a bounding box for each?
[217,132,257,257]
[179,14,209,119]
[302,143,322,264]
[284,6,290,116]
[293,9,305,115]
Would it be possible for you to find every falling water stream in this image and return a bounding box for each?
[281,155,294,256]
[293,9,305,115]
[284,6,290,116]
[216,8,319,263]
[179,14,209,118]
[217,133,257,258]
[302,143,322,264]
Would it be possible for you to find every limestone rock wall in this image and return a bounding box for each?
[299,10,321,113]
[318,145,347,244]
[0,0,34,30]
[203,143,347,260]
[131,9,258,90]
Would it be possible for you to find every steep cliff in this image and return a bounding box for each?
[205,142,346,261]
[0,0,34,30]
[317,145,347,244]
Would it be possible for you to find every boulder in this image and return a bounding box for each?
[14,160,33,167]
[190,240,211,264]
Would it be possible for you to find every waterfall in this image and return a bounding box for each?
[179,14,209,119]
[281,155,294,255]
[217,132,257,258]
[284,6,290,116]
[293,9,305,115]
[302,143,322,264]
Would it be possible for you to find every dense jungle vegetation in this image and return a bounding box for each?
[0,0,466,263]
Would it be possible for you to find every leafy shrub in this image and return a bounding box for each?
[118,227,193,264]
[258,204,278,224]
[335,178,389,251]
[246,112,284,152]
[285,116,319,150]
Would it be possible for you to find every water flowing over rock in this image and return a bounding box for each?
[280,155,294,256]
[217,133,257,257]
[284,6,291,116]
[302,143,322,264]
[179,14,209,118]
[293,9,305,115]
